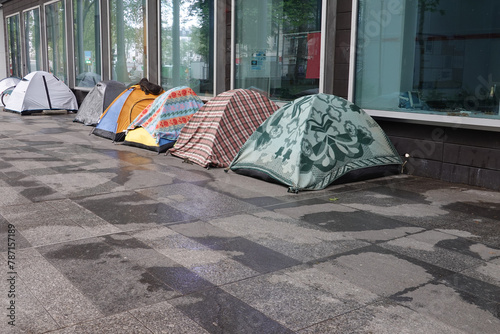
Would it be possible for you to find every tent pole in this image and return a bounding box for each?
[42,75,53,109]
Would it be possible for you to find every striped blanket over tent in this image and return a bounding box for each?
[124,86,204,152]
[169,89,279,168]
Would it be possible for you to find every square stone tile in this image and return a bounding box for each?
[38,235,183,316]
[169,287,294,333]
[49,199,122,236]
[1,276,59,333]
[137,183,258,219]
[461,261,500,287]
[0,217,32,251]
[441,272,500,304]
[36,171,125,197]
[208,211,370,262]
[75,191,196,231]
[49,311,152,334]
[222,271,363,331]
[272,200,426,242]
[131,225,259,285]
[297,299,465,334]
[15,248,103,327]
[395,282,500,334]
[319,246,453,297]
[0,202,95,247]
[108,165,175,189]
[130,301,209,333]
[380,230,486,272]
[0,183,32,206]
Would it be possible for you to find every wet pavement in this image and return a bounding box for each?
[0,111,499,333]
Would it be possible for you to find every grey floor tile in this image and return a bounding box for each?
[0,180,33,205]
[320,245,453,297]
[145,162,214,183]
[15,248,103,327]
[0,202,95,247]
[441,272,500,304]
[49,311,153,334]
[297,299,466,334]
[461,261,500,287]
[131,226,260,285]
[222,270,363,331]
[137,183,258,219]
[38,235,181,316]
[0,216,32,251]
[36,172,125,197]
[48,199,122,236]
[394,282,500,334]
[208,211,370,262]
[130,301,210,334]
[1,277,60,333]
[75,191,196,231]
[169,287,294,334]
[380,230,486,272]
[107,165,175,189]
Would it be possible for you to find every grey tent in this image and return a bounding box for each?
[0,77,20,106]
[229,93,402,192]
[74,80,126,126]
[76,72,102,87]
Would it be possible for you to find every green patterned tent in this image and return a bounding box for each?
[229,94,402,192]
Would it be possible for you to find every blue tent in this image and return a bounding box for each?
[92,85,162,141]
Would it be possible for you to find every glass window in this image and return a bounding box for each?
[110,0,146,85]
[74,0,101,87]
[160,0,214,97]
[234,0,322,101]
[355,0,500,119]
[23,8,42,74]
[6,14,22,77]
[45,1,67,82]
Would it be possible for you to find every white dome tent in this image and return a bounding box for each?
[5,71,78,115]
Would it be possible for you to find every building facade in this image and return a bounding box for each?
[1,0,499,190]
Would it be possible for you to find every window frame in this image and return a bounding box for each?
[5,12,22,78]
[107,0,148,85]
[71,0,103,89]
[22,5,43,76]
[348,0,500,132]
[157,0,218,98]
[230,0,331,104]
[44,0,69,82]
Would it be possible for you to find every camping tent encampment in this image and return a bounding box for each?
[123,86,204,153]
[92,84,163,141]
[74,80,126,126]
[4,71,78,115]
[229,93,402,192]
[0,77,20,106]
[169,88,279,168]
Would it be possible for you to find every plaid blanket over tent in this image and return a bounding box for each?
[128,86,203,144]
[170,89,279,168]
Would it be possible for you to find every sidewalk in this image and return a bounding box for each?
[1,111,499,333]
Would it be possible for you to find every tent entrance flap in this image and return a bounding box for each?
[42,75,53,110]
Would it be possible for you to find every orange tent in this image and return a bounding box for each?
[93,85,164,141]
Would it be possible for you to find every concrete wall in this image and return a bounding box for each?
[379,120,500,191]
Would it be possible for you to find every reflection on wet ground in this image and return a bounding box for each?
[0,111,498,333]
